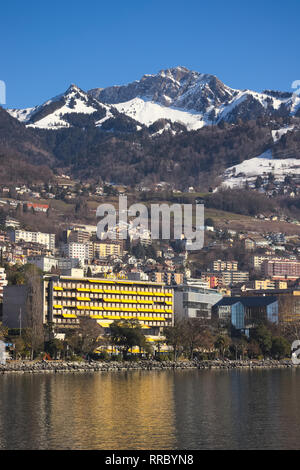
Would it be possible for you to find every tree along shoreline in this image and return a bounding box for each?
[0,359,297,374]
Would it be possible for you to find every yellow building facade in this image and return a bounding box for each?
[43,275,174,338]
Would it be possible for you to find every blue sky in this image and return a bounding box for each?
[1,0,300,108]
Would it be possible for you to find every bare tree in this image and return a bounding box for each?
[24,265,44,360]
[66,317,104,358]
[164,319,186,362]
[182,318,211,360]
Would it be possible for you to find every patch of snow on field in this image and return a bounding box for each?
[221,150,300,188]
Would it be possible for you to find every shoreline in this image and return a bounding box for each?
[0,359,297,374]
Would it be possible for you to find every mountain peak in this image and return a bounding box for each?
[8,67,300,132]
[66,83,83,94]
[159,65,190,74]
[88,66,232,112]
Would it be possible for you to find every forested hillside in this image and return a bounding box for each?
[1,102,300,190]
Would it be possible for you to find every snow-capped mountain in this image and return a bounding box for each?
[89,66,234,112]
[8,84,114,130]
[89,66,300,127]
[7,66,300,131]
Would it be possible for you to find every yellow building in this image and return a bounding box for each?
[93,240,123,259]
[253,279,288,290]
[43,275,174,340]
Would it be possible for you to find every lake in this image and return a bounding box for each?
[0,368,300,450]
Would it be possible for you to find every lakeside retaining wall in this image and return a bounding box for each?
[0,359,296,374]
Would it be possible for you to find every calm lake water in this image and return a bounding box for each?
[1,368,300,450]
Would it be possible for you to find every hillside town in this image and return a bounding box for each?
[1,175,300,362]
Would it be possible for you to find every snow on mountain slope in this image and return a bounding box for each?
[89,66,236,115]
[7,66,300,131]
[272,126,295,143]
[8,107,36,123]
[113,97,206,130]
[217,89,284,122]
[89,66,300,126]
[291,95,300,115]
[221,150,300,188]
[8,84,112,130]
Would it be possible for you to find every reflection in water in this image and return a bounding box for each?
[0,371,176,450]
[173,369,300,449]
[1,369,300,449]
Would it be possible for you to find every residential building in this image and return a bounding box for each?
[66,229,90,244]
[186,278,213,289]
[27,256,58,272]
[27,256,79,273]
[150,272,184,286]
[200,273,221,289]
[93,240,123,259]
[57,258,79,271]
[63,242,93,264]
[262,259,300,280]
[211,270,249,286]
[250,279,288,290]
[231,279,288,295]
[0,268,7,298]
[212,260,238,271]
[26,202,49,213]
[250,255,284,271]
[10,230,55,251]
[244,235,269,250]
[20,242,52,258]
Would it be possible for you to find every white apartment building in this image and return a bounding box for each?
[28,256,79,273]
[0,268,8,298]
[63,242,93,264]
[186,278,211,289]
[10,230,55,251]
[27,256,58,272]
